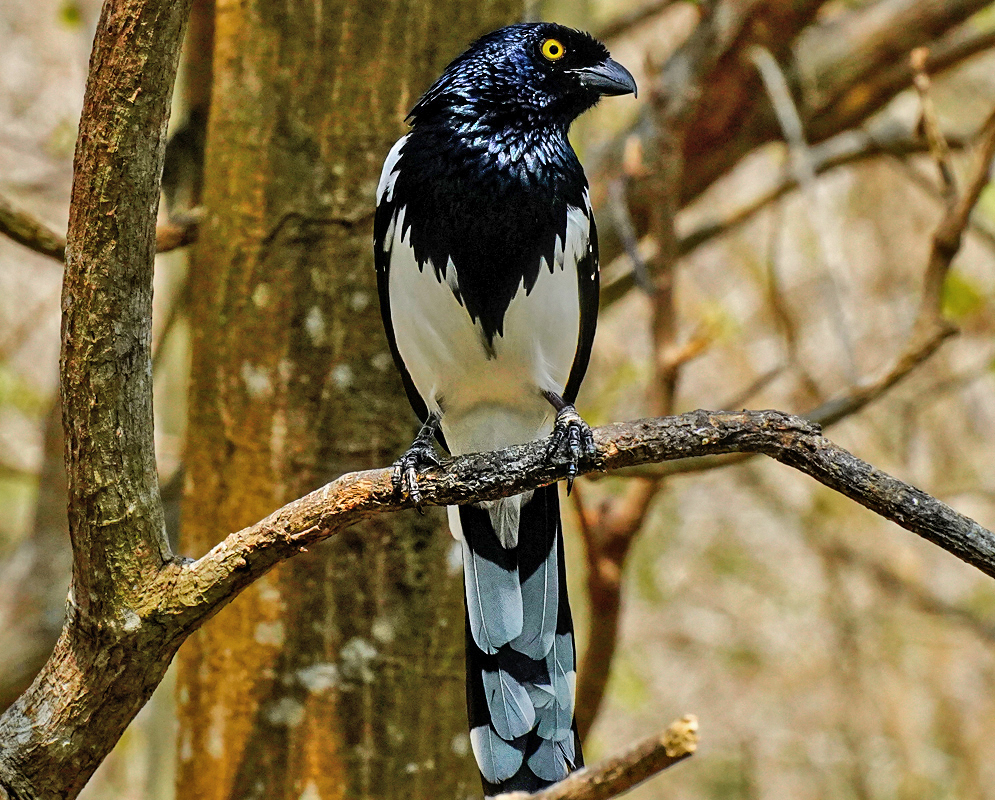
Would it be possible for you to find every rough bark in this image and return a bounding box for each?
[4,406,995,795]
[0,0,210,719]
[175,2,520,799]
[0,0,191,796]
[103,411,995,614]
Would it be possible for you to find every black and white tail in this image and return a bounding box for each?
[450,484,583,795]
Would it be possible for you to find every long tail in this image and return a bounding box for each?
[451,484,583,796]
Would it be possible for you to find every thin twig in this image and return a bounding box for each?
[679,127,968,257]
[590,0,995,263]
[806,12,995,150]
[911,47,957,200]
[921,104,995,316]
[600,126,966,310]
[500,716,699,800]
[749,45,857,382]
[608,178,655,294]
[616,301,956,480]
[658,333,712,374]
[888,157,995,254]
[576,0,738,739]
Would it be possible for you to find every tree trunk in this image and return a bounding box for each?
[177,2,520,799]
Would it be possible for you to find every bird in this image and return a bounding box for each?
[374,23,636,795]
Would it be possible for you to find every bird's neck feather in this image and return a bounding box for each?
[407,115,584,192]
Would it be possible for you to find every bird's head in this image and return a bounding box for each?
[409,23,637,132]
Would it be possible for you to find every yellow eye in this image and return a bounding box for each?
[541,38,566,61]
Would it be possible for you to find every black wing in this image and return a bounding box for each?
[374,135,432,429]
[562,197,599,405]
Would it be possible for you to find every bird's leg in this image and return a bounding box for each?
[543,391,596,493]
[392,412,442,505]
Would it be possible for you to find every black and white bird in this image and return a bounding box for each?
[374,23,636,795]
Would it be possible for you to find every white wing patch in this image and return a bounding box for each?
[386,202,590,461]
[376,134,408,204]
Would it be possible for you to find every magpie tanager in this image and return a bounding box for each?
[374,23,636,795]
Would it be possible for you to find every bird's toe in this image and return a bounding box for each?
[547,404,593,493]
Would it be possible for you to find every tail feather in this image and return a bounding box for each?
[457,503,524,653]
[459,484,584,796]
[510,490,559,660]
[482,664,536,739]
[529,737,577,782]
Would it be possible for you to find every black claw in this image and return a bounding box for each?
[392,414,442,504]
[546,403,594,494]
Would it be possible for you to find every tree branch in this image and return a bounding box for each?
[0,191,199,264]
[750,43,857,379]
[153,206,202,252]
[616,97,995,482]
[921,104,995,315]
[0,0,192,795]
[3,3,994,797]
[165,411,995,613]
[680,124,969,256]
[910,47,957,199]
[802,0,995,142]
[0,194,66,261]
[593,0,995,266]
[500,715,699,800]
[4,404,995,795]
[600,123,968,309]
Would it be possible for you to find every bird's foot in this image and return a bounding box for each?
[545,401,596,494]
[392,414,442,505]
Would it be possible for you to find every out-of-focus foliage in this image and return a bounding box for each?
[1,0,994,798]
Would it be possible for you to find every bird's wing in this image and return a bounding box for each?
[374,134,432,428]
[562,189,599,406]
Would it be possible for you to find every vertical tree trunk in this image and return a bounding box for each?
[177,2,520,799]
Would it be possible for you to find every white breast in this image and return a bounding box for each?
[385,203,588,457]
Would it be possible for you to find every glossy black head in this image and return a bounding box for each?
[409,23,637,130]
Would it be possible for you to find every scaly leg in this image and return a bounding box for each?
[392,412,442,505]
[542,391,596,493]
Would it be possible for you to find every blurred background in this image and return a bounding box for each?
[2,0,995,798]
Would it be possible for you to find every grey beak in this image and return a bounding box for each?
[573,58,638,97]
